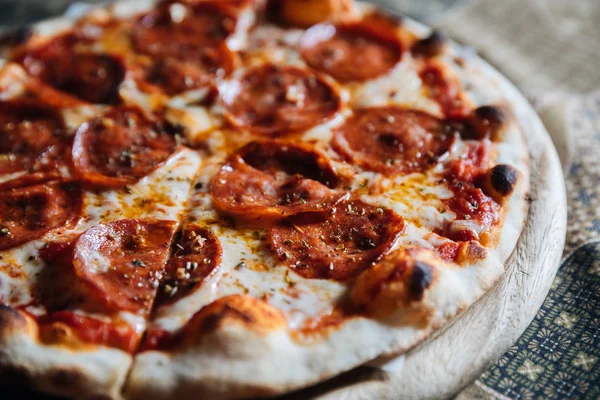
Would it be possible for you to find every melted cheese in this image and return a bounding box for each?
[349,56,442,116]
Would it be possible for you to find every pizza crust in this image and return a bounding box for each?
[126,262,481,398]
[0,306,131,399]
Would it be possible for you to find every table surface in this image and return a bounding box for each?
[1,1,599,400]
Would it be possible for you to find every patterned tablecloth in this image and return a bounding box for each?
[1,1,599,399]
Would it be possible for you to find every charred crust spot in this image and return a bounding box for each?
[408,261,434,301]
[453,105,509,140]
[490,164,518,196]
[0,26,33,48]
[475,105,506,126]
[48,367,87,389]
[350,249,439,320]
[473,105,508,140]
[412,30,447,57]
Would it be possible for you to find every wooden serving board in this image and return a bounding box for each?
[281,34,568,400]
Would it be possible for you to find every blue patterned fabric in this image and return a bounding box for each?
[479,242,600,399]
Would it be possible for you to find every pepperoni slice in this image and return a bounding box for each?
[0,99,69,175]
[72,107,178,188]
[72,219,177,315]
[221,64,341,135]
[155,224,222,306]
[269,200,405,280]
[133,1,237,60]
[210,140,346,226]
[16,34,125,104]
[332,107,456,175]
[0,181,82,251]
[0,173,67,192]
[133,2,238,95]
[144,44,236,95]
[300,23,402,83]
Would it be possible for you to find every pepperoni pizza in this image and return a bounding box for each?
[0,1,530,399]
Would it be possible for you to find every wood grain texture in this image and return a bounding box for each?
[279,33,568,400]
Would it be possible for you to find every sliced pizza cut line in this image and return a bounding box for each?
[35,310,140,353]
[142,162,353,337]
[72,219,178,317]
[0,305,133,399]
[152,224,223,309]
[126,247,505,400]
